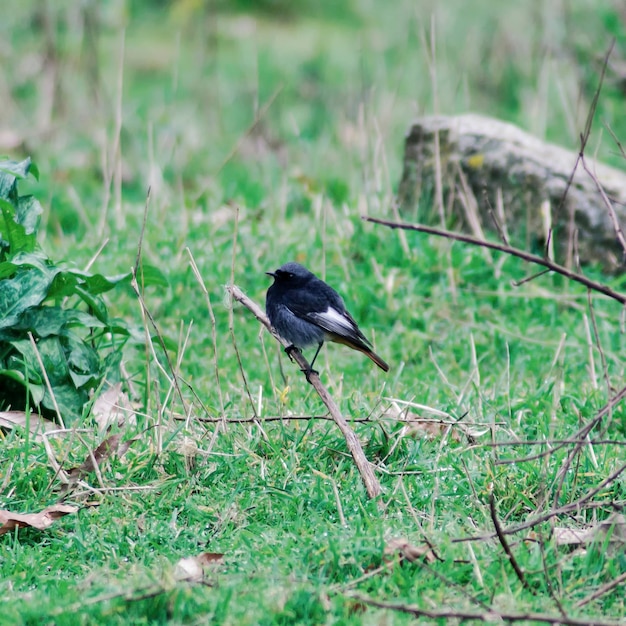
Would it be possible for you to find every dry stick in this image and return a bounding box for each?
[227,208,259,422]
[216,85,283,175]
[476,438,626,449]
[371,206,626,466]
[186,248,226,421]
[342,593,624,626]
[581,153,626,258]
[130,189,187,414]
[551,290,612,509]
[496,383,626,466]
[27,332,65,429]
[561,39,614,269]
[575,571,626,608]
[489,493,535,594]
[454,460,626,544]
[226,284,382,499]
[363,216,626,305]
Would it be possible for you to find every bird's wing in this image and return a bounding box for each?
[304,306,372,347]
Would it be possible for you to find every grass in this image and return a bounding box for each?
[1,0,626,623]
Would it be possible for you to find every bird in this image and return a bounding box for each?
[265,262,389,374]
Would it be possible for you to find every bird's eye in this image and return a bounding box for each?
[287,272,294,278]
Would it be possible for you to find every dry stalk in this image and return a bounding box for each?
[226,284,382,499]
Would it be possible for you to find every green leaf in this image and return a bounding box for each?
[16,194,43,236]
[0,368,45,404]
[41,383,88,424]
[62,333,101,390]
[0,198,38,256]
[136,263,169,288]
[73,286,109,323]
[5,346,43,384]
[77,270,131,296]
[0,159,40,257]
[46,271,80,299]
[15,306,106,338]
[0,157,32,198]
[0,264,60,329]
[48,269,131,298]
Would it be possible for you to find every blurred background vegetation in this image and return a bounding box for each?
[1,1,625,622]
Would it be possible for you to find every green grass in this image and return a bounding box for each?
[1,0,626,623]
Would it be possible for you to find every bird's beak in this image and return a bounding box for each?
[266,271,275,278]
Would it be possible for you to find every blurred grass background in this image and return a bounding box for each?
[1,0,625,623]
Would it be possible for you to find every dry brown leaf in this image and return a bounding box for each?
[91,383,135,430]
[197,552,225,565]
[383,401,491,443]
[0,410,57,441]
[0,504,78,536]
[384,538,437,564]
[174,552,224,582]
[554,513,626,548]
[66,433,138,483]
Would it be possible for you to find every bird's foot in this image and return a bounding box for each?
[284,345,298,361]
[302,367,319,383]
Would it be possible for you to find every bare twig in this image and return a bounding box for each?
[489,493,535,594]
[186,248,226,421]
[130,270,187,414]
[28,332,65,429]
[342,592,624,626]
[581,153,626,259]
[363,217,626,305]
[226,284,382,499]
[575,571,626,608]
[561,39,615,268]
[227,207,258,421]
[496,383,626,466]
[455,461,626,543]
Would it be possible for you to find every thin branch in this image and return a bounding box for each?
[28,332,65,429]
[561,39,615,267]
[342,592,624,626]
[130,269,187,413]
[575,571,626,608]
[496,383,626,465]
[216,85,283,174]
[489,493,535,594]
[226,284,382,499]
[186,248,226,421]
[363,216,626,305]
[454,461,626,543]
[581,153,626,258]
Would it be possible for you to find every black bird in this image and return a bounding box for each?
[265,262,389,372]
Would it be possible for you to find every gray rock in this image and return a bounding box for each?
[398,114,626,271]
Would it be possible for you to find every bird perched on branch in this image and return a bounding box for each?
[265,262,389,374]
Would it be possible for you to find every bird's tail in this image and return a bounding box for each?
[363,347,390,372]
[331,335,390,372]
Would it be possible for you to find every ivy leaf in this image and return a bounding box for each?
[0,264,60,329]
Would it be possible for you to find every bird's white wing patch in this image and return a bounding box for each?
[307,306,355,335]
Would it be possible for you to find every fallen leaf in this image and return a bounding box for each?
[174,552,224,582]
[0,410,57,441]
[91,383,135,430]
[66,434,138,484]
[384,538,437,564]
[197,552,225,565]
[0,504,78,536]
[554,513,626,549]
[382,401,489,443]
